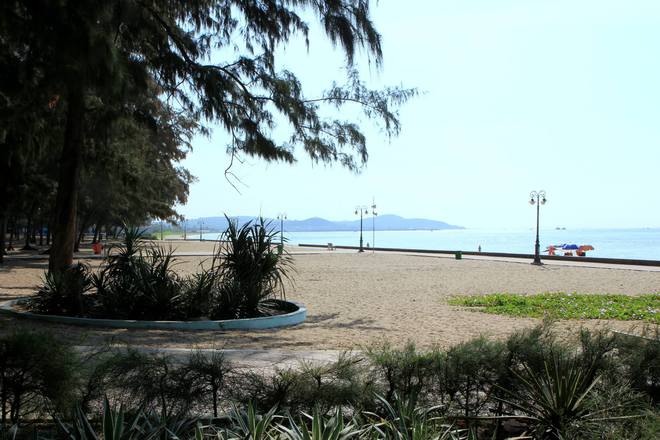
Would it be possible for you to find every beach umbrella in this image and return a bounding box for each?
[562,244,579,250]
[579,245,595,251]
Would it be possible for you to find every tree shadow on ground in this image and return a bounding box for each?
[0,258,49,272]
[305,313,340,323]
[0,315,321,350]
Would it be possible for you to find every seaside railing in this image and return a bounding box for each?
[297,243,660,267]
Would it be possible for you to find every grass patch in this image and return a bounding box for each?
[449,292,660,322]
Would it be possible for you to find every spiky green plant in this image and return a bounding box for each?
[56,397,197,440]
[92,225,185,320]
[277,408,361,440]
[364,394,462,440]
[224,403,280,440]
[31,263,93,316]
[213,216,293,318]
[498,355,639,439]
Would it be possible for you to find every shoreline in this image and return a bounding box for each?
[158,228,660,261]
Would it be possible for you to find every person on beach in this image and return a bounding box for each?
[478,245,482,252]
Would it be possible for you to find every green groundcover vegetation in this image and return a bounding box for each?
[449,292,660,323]
[0,325,658,439]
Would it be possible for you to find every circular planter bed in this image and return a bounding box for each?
[0,298,306,330]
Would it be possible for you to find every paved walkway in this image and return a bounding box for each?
[77,346,344,369]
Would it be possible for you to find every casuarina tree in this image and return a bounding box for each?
[1,0,416,272]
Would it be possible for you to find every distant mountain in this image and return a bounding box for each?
[165,214,463,232]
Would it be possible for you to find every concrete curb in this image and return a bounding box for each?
[0,298,307,330]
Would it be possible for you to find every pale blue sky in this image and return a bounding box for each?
[180,0,660,229]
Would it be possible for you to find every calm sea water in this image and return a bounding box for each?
[204,228,660,260]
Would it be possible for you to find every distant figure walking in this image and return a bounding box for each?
[478,245,482,252]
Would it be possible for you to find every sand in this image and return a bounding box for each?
[0,241,658,350]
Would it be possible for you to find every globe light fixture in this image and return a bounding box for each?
[529,190,547,265]
[355,205,369,252]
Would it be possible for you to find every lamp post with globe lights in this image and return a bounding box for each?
[355,206,370,252]
[371,199,377,252]
[277,213,287,245]
[529,190,547,265]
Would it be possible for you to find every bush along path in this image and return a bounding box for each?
[0,324,658,439]
[29,218,294,321]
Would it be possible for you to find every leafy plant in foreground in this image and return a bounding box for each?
[499,354,638,439]
[278,408,361,440]
[365,394,462,440]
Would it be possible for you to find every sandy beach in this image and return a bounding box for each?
[1,241,658,350]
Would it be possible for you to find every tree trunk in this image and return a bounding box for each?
[75,226,84,252]
[39,221,44,246]
[0,145,8,263]
[0,216,6,262]
[22,216,31,249]
[49,85,85,273]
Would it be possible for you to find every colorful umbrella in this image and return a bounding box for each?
[562,244,579,250]
[579,245,595,251]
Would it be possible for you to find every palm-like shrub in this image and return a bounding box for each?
[93,228,184,320]
[180,269,218,318]
[31,220,296,321]
[213,217,293,319]
[31,263,93,316]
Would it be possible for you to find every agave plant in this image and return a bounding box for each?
[277,408,361,440]
[498,355,638,439]
[213,216,293,319]
[223,403,281,440]
[364,394,463,440]
[56,398,197,440]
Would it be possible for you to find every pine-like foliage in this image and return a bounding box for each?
[0,0,416,271]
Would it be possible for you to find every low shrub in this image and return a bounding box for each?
[0,331,78,429]
[614,327,660,403]
[1,326,658,439]
[182,349,233,418]
[90,349,196,418]
[364,342,438,403]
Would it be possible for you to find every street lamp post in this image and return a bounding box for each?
[371,199,377,252]
[199,220,203,241]
[277,213,287,244]
[529,190,547,265]
[355,206,369,252]
[183,217,187,240]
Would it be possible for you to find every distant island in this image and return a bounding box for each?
[159,214,463,233]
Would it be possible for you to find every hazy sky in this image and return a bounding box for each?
[180,0,660,229]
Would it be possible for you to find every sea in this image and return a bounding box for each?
[202,228,660,260]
